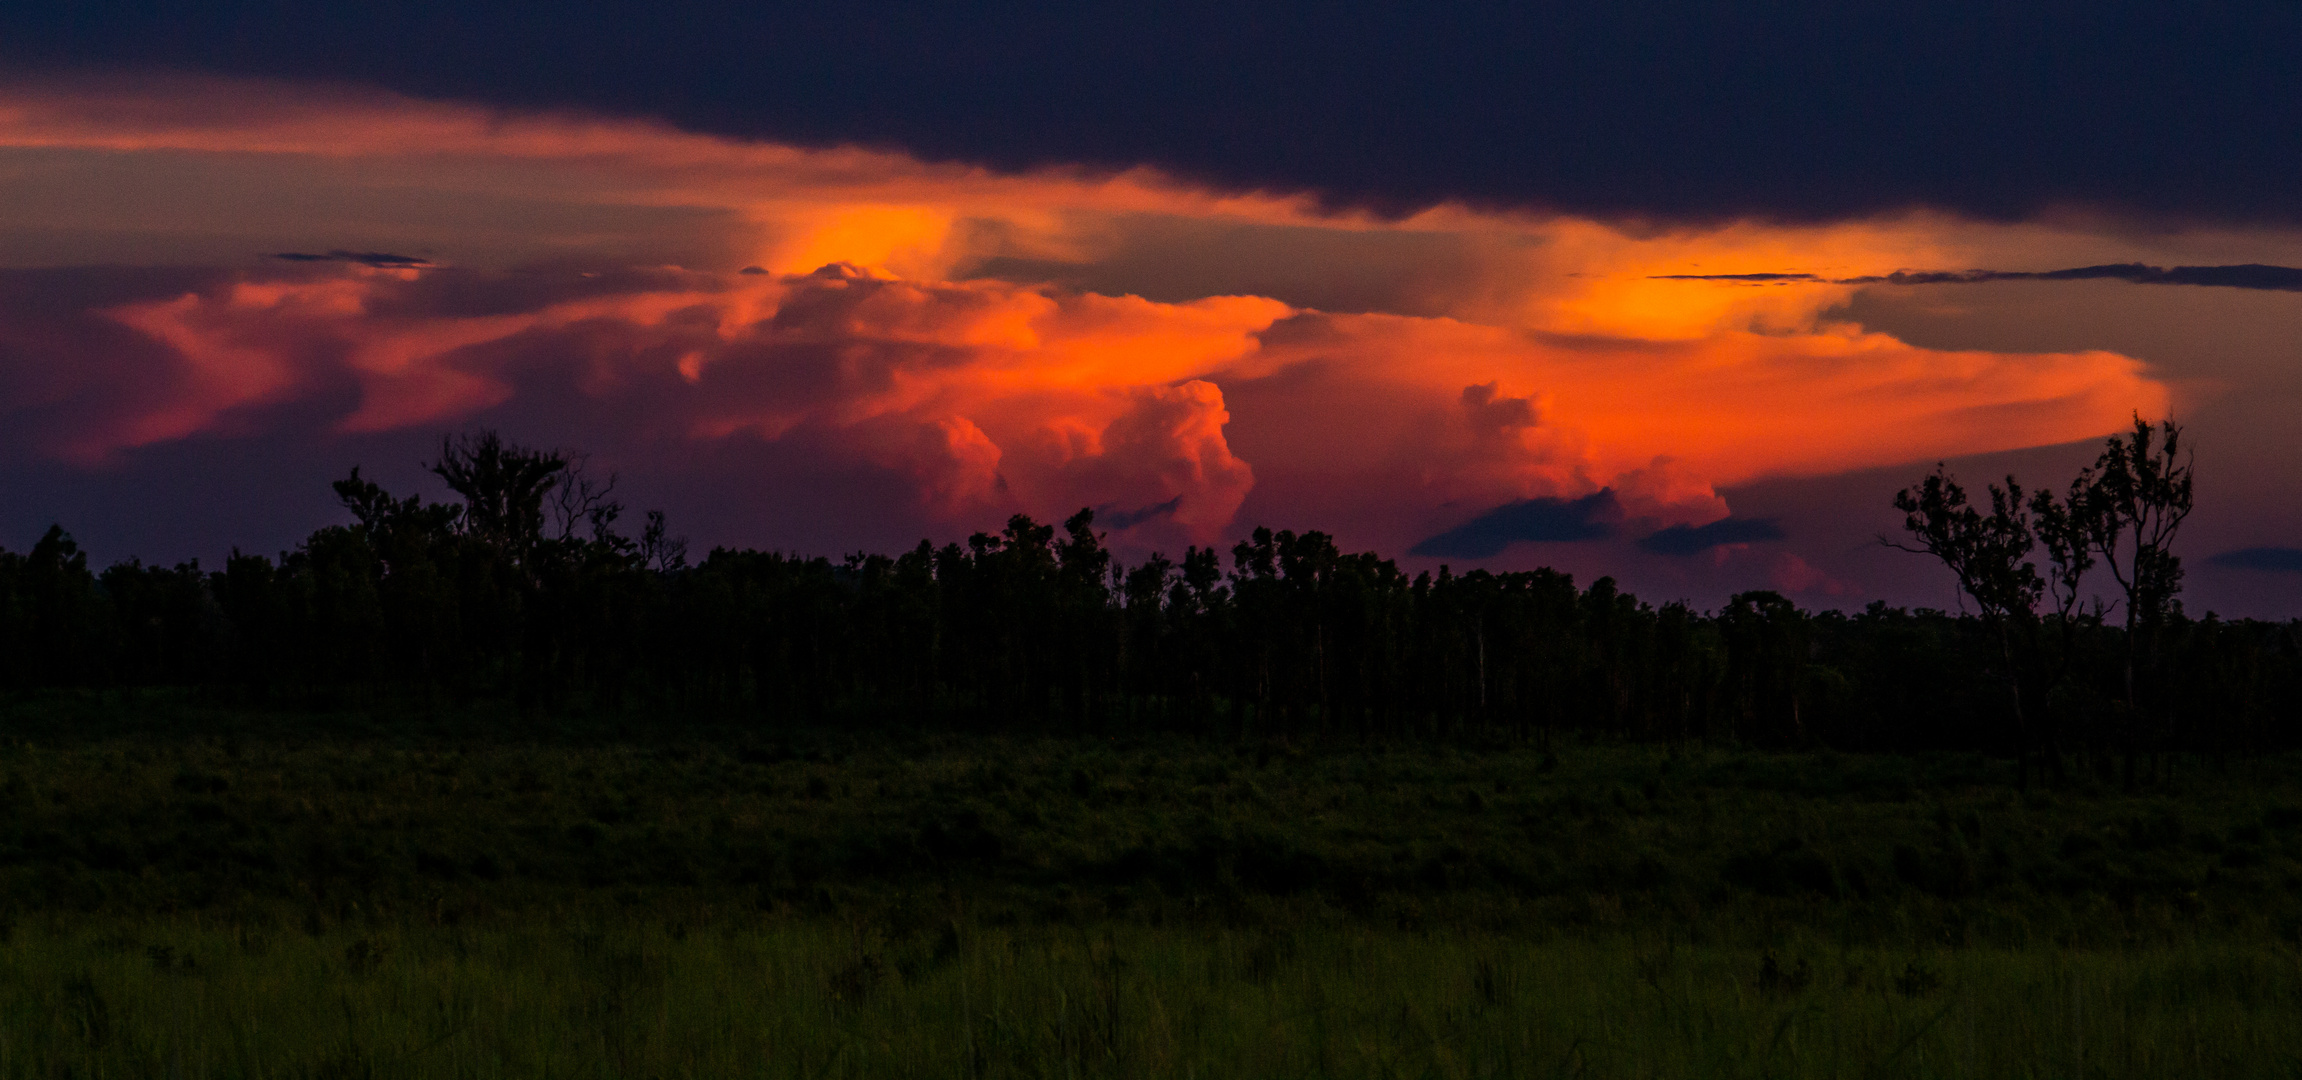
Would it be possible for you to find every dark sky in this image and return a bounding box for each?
[2,3,2300,615]
[5,1,2299,225]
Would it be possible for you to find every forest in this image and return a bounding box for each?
[1,421,2299,1077]
[0,421,2286,770]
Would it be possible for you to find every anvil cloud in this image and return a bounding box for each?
[6,74,2290,611]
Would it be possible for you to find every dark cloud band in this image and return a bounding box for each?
[1654,263,2302,292]
[2209,547,2302,573]
[1636,517,1784,556]
[1097,496,1182,531]
[5,2,2301,225]
[1411,489,1793,561]
[272,250,434,269]
[1409,492,1619,559]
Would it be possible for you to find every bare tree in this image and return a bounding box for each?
[548,453,624,544]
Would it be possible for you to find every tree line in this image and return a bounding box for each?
[0,425,2294,767]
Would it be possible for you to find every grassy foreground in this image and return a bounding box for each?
[4,919,2299,1078]
[3,700,2302,1075]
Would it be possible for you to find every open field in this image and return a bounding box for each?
[3,920,2300,1078]
[1,698,2300,1075]
[4,699,2299,941]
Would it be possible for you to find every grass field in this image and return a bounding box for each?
[3,920,2299,1077]
[1,697,2299,1076]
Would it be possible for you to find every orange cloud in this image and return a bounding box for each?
[1227,310,2162,537]
[94,266,1281,536]
[77,262,2162,550]
[0,75,2180,554]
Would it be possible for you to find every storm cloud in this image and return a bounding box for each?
[2208,547,2302,574]
[272,250,434,269]
[0,251,2164,569]
[1656,263,2302,292]
[3,3,2300,225]
[0,74,2227,609]
[1410,492,1621,560]
[1636,517,1786,557]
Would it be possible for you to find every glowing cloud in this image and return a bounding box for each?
[0,75,2179,558]
[57,260,2163,553]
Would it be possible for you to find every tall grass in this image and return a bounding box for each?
[4,725,2296,948]
[0,917,2295,1078]
[4,711,2299,1076]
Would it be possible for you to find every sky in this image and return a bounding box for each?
[1,3,2299,615]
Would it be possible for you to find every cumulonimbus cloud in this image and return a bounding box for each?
[0,256,2158,556]
[0,76,2180,561]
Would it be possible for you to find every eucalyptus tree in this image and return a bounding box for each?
[429,430,568,557]
[1889,467,2045,780]
[2074,415,2194,780]
[2025,474,2099,777]
[2076,416,2194,709]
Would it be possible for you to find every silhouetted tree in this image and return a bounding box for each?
[638,510,688,574]
[429,431,566,557]
[2026,477,2098,776]
[7,423,2298,775]
[1889,467,2044,779]
[2075,415,2194,779]
[548,453,623,544]
[1719,590,1808,745]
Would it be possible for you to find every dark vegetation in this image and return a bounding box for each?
[0,421,2298,1076]
[1,708,2299,945]
[0,416,2285,935]
[0,421,2288,770]
[1,704,2300,1076]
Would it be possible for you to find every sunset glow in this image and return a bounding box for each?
[5,73,2284,607]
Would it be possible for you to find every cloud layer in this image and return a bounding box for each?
[4,3,2301,224]
[0,77,2198,602]
[1658,263,2302,292]
[2208,548,2302,574]
[0,256,2165,564]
